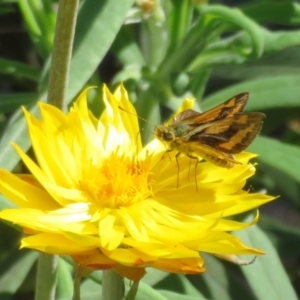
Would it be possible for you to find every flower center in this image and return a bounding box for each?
[81,151,153,208]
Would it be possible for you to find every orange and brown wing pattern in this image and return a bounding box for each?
[173,93,249,125]
[189,112,265,154]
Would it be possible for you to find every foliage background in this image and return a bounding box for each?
[0,0,300,299]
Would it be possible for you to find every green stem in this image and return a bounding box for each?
[35,253,58,300]
[47,0,79,109]
[73,269,81,300]
[102,270,124,300]
[35,1,79,300]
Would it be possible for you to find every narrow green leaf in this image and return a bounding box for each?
[154,274,206,298]
[202,75,300,111]
[0,250,38,297]
[249,135,300,184]
[142,269,169,286]
[111,27,145,67]
[243,1,300,26]
[56,258,73,300]
[235,224,298,300]
[159,290,207,300]
[0,93,37,113]
[18,0,55,58]
[208,46,300,82]
[65,0,135,103]
[168,0,193,51]
[199,5,264,60]
[0,194,17,210]
[259,216,300,258]
[188,28,300,72]
[263,29,300,55]
[0,58,40,82]
[188,254,251,300]
[0,106,37,172]
[131,280,168,300]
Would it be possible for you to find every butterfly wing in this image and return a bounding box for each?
[173,93,249,125]
[189,112,265,154]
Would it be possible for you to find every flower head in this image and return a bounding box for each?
[0,85,274,280]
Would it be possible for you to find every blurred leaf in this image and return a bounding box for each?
[112,27,145,67]
[78,278,101,300]
[0,194,17,210]
[202,75,300,111]
[243,1,300,25]
[258,162,300,208]
[168,0,193,51]
[18,0,55,58]
[0,250,38,300]
[65,0,135,103]
[132,280,168,300]
[259,215,300,258]
[250,136,300,184]
[154,274,205,298]
[159,290,207,300]
[142,269,169,286]
[0,58,40,82]
[209,46,300,82]
[187,254,256,300]
[56,258,73,300]
[189,28,300,71]
[263,29,300,55]
[0,93,37,113]
[159,4,264,79]
[0,106,36,172]
[235,223,298,300]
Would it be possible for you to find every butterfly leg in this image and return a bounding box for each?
[187,154,199,192]
[151,149,172,172]
[175,152,181,189]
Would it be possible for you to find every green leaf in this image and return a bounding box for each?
[66,0,135,103]
[0,106,37,172]
[243,1,300,26]
[0,58,40,82]
[235,223,298,300]
[168,0,193,51]
[142,269,169,286]
[259,216,300,258]
[262,29,300,55]
[18,0,55,58]
[0,194,17,210]
[0,250,38,299]
[201,75,300,111]
[154,274,206,298]
[188,28,300,72]
[56,258,73,300]
[208,46,300,82]
[159,290,207,300]
[187,254,257,300]
[111,27,145,67]
[0,93,37,113]
[249,136,300,184]
[131,280,168,300]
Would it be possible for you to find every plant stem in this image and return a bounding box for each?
[102,270,125,300]
[47,0,79,109]
[35,1,79,300]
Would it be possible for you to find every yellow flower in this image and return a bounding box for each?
[0,85,274,281]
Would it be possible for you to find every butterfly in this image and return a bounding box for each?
[154,92,265,168]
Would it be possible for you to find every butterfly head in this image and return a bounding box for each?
[154,125,175,142]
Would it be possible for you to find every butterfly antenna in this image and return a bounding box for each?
[118,106,157,128]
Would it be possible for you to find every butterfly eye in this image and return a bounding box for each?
[164,131,174,141]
